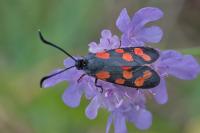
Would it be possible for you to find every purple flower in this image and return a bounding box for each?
[116,7,163,47]
[41,7,200,133]
[89,30,120,53]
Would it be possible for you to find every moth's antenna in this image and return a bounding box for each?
[40,65,75,88]
[38,30,77,62]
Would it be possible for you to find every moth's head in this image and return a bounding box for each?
[75,59,88,70]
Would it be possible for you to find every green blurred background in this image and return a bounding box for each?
[0,0,200,133]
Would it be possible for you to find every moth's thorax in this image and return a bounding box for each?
[84,54,105,75]
[75,59,88,70]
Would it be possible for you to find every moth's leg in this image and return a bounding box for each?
[77,74,87,83]
[95,78,103,93]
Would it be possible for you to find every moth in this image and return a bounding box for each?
[39,31,160,92]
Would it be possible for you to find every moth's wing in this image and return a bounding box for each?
[123,47,160,64]
[124,66,160,89]
[96,65,160,89]
[88,47,159,72]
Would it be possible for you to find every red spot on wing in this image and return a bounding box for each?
[143,70,152,79]
[123,71,133,79]
[115,48,124,53]
[134,48,144,55]
[96,71,111,80]
[122,53,134,62]
[121,66,132,70]
[115,78,125,85]
[133,48,151,61]
[142,54,151,61]
[96,52,110,59]
[134,70,152,87]
[134,77,145,87]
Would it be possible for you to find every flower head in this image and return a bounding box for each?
[41,7,200,133]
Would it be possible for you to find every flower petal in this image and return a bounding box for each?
[64,58,75,67]
[121,33,145,47]
[120,7,163,47]
[110,35,120,49]
[84,78,96,99]
[169,55,200,79]
[85,96,100,119]
[116,8,131,32]
[135,109,152,130]
[106,115,113,133]
[88,42,102,53]
[42,68,81,88]
[131,7,163,32]
[127,108,152,130]
[113,112,127,133]
[41,57,85,88]
[159,50,182,60]
[151,78,168,104]
[136,26,163,43]
[41,69,63,88]
[158,50,200,80]
[88,30,120,52]
[101,30,112,38]
[62,83,82,108]
[99,38,109,48]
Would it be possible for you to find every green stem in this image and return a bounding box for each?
[178,47,200,56]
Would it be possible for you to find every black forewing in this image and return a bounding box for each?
[86,47,159,71]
